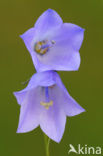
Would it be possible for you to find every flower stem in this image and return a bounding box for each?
[44,134,50,156]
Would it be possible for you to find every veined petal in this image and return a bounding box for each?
[40,85,66,143]
[13,92,26,105]
[36,23,84,72]
[63,93,85,116]
[17,87,42,133]
[50,23,85,51]
[20,28,40,69]
[36,48,81,72]
[20,9,63,71]
[34,9,63,36]
[55,74,85,116]
[21,71,56,91]
[20,10,84,72]
[20,28,36,52]
[13,71,57,105]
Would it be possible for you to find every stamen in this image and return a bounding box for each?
[40,100,53,109]
[34,40,55,55]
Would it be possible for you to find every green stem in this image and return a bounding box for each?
[44,134,50,156]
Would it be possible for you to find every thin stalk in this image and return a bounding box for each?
[44,134,50,156]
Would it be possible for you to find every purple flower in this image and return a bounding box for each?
[14,71,85,143]
[20,9,84,72]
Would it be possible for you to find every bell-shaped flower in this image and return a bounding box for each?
[14,71,85,143]
[20,9,84,72]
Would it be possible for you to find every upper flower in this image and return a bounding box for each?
[20,9,84,72]
[14,71,85,143]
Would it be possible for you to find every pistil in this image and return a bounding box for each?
[40,87,53,109]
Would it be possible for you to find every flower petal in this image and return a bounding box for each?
[40,85,66,143]
[14,71,85,140]
[20,28,40,68]
[20,28,36,52]
[20,9,63,70]
[13,92,26,105]
[34,9,63,36]
[13,71,57,105]
[17,87,42,133]
[63,94,85,116]
[21,71,56,91]
[36,23,84,72]
[20,10,84,72]
[36,49,81,72]
[51,23,85,51]
[55,74,85,116]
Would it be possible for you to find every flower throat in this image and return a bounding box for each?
[40,87,53,109]
[35,40,55,55]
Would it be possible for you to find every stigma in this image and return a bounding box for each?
[34,40,55,55]
[40,100,53,109]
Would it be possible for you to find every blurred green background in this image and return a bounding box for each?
[0,0,103,155]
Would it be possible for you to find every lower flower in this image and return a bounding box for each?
[13,71,85,143]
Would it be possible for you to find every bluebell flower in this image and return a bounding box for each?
[20,9,84,72]
[14,71,85,143]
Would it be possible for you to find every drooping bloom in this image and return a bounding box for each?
[20,9,84,72]
[14,71,85,143]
